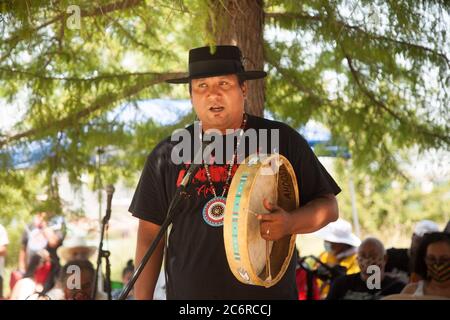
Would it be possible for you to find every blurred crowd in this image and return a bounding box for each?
[0,211,142,300]
[296,218,450,300]
[0,212,448,300]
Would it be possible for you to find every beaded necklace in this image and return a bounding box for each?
[200,113,247,227]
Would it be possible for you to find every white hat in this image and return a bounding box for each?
[313,218,361,247]
[413,220,440,237]
[57,236,97,262]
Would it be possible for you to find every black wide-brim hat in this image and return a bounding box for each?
[166,45,267,84]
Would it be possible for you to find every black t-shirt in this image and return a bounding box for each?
[385,248,410,274]
[326,273,406,300]
[129,114,341,299]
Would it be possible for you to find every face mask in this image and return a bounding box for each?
[427,261,450,282]
[67,290,91,300]
[357,256,385,274]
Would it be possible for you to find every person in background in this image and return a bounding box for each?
[327,237,405,300]
[313,218,361,298]
[19,212,65,292]
[295,248,320,300]
[112,259,135,300]
[56,236,97,262]
[0,223,9,299]
[400,232,450,299]
[58,259,97,300]
[385,219,440,284]
[46,235,106,300]
[10,251,49,300]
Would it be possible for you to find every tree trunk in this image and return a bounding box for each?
[210,0,265,117]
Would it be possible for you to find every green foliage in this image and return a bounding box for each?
[334,158,449,242]
[0,169,42,267]
[0,0,448,229]
[0,170,35,224]
[264,0,449,181]
[4,223,24,269]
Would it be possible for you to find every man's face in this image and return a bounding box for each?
[64,269,94,300]
[357,243,386,281]
[34,212,47,228]
[191,74,246,133]
[325,241,347,255]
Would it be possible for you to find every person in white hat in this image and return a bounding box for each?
[413,220,440,237]
[56,236,97,263]
[46,236,106,300]
[313,218,362,298]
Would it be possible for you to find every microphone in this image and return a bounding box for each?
[118,142,210,300]
[105,184,115,220]
[93,184,115,300]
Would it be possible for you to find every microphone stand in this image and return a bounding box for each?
[92,184,115,300]
[118,142,207,300]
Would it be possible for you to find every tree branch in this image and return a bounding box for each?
[0,72,186,148]
[2,0,144,45]
[265,11,450,67]
[102,12,149,49]
[344,52,449,144]
[264,47,329,105]
[80,0,143,18]
[0,67,179,82]
[265,12,322,22]
[344,54,403,122]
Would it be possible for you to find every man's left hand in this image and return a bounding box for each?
[256,198,292,241]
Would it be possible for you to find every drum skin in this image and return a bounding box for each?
[224,154,299,287]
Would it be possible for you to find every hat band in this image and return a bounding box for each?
[189,59,244,79]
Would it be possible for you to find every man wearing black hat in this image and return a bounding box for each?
[129,45,341,299]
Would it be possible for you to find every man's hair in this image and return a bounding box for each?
[413,232,450,279]
[359,237,386,256]
[59,259,95,283]
[122,259,134,277]
[24,253,44,278]
[188,74,246,95]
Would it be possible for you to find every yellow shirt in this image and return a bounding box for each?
[319,251,360,274]
[317,251,360,298]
